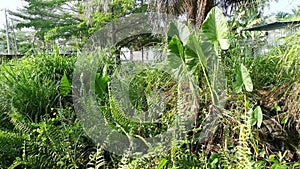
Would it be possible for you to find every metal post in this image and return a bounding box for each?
[4,9,11,54]
[11,20,18,54]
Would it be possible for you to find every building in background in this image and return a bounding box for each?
[243,20,300,55]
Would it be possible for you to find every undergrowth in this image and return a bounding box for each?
[1,7,300,169]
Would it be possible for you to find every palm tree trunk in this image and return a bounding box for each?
[184,0,198,26]
[185,0,215,29]
[196,0,215,28]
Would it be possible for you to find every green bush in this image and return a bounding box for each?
[1,107,93,169]
[0,54,75,123]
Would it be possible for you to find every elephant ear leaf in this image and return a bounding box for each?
[252,106,263,128]
[168,21,190,46]
[233,64,253,93]
[60,72,71,96]
[168,36,184,58]
[240,64,253,92]
[201,6,230,50]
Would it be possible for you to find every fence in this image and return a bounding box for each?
[120,46,164,62]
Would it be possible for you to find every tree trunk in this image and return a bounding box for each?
[184,0,215,29]
[184,0,216,153]
[196,0,215,28]
[184,0,198,26]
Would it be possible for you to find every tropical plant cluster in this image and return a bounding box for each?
[0,3,300,169]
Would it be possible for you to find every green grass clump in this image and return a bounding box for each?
[0,54,75,125]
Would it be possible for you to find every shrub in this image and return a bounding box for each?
[0,54,75,124]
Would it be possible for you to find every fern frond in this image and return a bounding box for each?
[118,155,130,169]
[8,157,26,169]
[9,107,32,134]
[87,144,106,169]
[0,130,26,169]
[234,108,253,169]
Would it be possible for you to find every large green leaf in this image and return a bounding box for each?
[252,106,263,128]
[240,64,253,92]
[233,65,243,93]
[186,35,207,69]
[233,64,253,93]
[168,21,190,46]
[201,7,230,50]
[168,36,184,59]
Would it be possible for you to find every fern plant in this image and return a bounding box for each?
[87,144,107,169]
[4,107,93,169]
[0,129,25,168]
[0,54,75,123]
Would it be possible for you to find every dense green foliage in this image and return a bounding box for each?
[7,0,272,53]
[10,0,89,42]
[1,3,300,169]
[8,0,145,51]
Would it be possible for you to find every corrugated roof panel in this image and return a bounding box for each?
[243,21,300,31]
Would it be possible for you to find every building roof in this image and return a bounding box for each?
[243,21,300,31]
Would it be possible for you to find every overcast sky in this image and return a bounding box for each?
[0,0,26,29]
[0,0,300,29]
[264,0,300,16]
